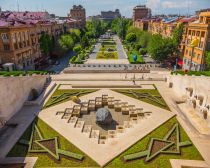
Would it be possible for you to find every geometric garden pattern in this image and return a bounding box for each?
[19,123,84,161]
[123,123,192,162]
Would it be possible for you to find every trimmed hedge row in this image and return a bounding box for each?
[171,71,210,76]
[0,71,53,77]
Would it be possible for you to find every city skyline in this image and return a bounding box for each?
[0,0,210,17]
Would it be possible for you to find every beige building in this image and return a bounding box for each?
[69,5,86,28]
[0,11,81,70]
[183,12,210,71]
[133,5,151,22]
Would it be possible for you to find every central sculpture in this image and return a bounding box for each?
[96,108,113,125]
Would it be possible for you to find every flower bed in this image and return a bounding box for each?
[96,51,118,59]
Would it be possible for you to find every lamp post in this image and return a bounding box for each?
[189,37,199,71]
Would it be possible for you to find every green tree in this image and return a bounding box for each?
[73,45,82,54]
[205,51,210,70]
[127,26,143,41]
[69,29,81,43]
[112,18,132,40]
[172,23,184,56]
[39,33,53,55]
[148,34,176,62]
[139,48,147,55]
[139,31,152,48]
[126,33,137,43]
[81,36,89,48]
[59,34,74,51]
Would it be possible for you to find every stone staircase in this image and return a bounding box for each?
[55,95,152,144]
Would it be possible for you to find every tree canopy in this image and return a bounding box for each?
[126,33,137,43]
[39,33,53,55]
[58,34,74,51]
[147,34,176,62]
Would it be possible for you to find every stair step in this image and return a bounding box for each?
[68,116,78,127]
[75,121,85,132]
[90,130,100,144]
[82,125,92,138]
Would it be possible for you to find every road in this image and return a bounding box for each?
[46,51,75,73]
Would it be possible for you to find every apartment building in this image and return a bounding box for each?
[183,12,210,71]
[0,11,81,70]
[69,5,86,28]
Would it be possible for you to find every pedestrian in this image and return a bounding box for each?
[133,79,136,85]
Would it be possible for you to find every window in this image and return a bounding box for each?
[188,30,191,35]
[4,44,10,51]
[199,42,203,49]
[201,31,205,37]
[185,49,188,55]
[1,33,9,40]
[12,33,16,43]
[22,32,25,41]
[196,31,200,37]
[197,54,201,60]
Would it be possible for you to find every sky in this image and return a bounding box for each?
[0,0,210,17]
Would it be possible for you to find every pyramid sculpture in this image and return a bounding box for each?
[19,123,84,161]
[123,123,192,162]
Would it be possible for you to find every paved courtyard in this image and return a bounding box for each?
[1,74,210,168]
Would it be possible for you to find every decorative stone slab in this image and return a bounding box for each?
[124,121,132,128]
[62,113,72,120]
[117,125,125,133]
[130,117,138,124]
[75,121,85,132]
[99,135,107,145]
[81,106,89,114]
[122,106,129,115]
[108,130,117,139]
[72,109,81,117]
[65,108,73,114]
[114,102,122,112]
[95,101,102,109]
[82,125,92,137]
[56,111,64,115]
[90,130,100,144]
[129,111,138,118]
[68,116,78,127]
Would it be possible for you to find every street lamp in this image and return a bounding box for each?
[189,37,199,71]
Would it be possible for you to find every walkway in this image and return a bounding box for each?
[85,35,129,64]
[88,42,101,59]
[47,50,75,73]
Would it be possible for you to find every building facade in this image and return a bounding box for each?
[69,5,86,28]
[0,11,80,70]
[183,12,210,71]
[100,9,121,21]
[133,5,151,22]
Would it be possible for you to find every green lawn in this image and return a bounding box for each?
[106,117,203,168]
[101,41,116,45]
[96,51,118,59]
[99,45,117,52]
[43,88,98,109]
[8,118,99,167]
[127,50,145,64]
[112,89,170,111]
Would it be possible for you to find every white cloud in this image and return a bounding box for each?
[147,0,161,10]
[161,1,192,9]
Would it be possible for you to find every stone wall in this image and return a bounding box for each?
[167,74,210,101]
[0,75,47,122]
